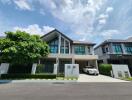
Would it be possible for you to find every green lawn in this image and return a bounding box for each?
[121,77,132,81]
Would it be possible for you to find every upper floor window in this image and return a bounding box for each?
[60,38,64,53]
[65,41,69,54]
[60,38,70,54]
[112,44,123,54]
[74,45,85,55]
[125,44,132,54]
[102,46,109,54]
[49,38,58,53]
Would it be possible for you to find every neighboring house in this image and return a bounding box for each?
[41,29,98,74]
[94,37,132,74]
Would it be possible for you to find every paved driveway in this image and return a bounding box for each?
[78,74,128,82]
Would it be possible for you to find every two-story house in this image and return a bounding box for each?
[94,38,132,74]
[41,29,98,74]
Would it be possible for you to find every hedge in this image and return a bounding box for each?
[0,74,56,79]
[99,64,112,76]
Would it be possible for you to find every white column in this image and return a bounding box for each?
[56,57,59,74]
[121,43,126,54]
[90,47,94,55]
[85,46,88,55]
[95,60,98,70]
[31,63,37,74]
[58,34,61,54]
[72,58,75,64]
[0,63,9,74]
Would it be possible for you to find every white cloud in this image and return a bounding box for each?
[98,6,114,25]
[106,7,113,13]
[37,0,107,35]
[13,24,54,36]
[98,14,108,24]
[100,29,120,39]
[13,0,32,10]
[42,26,55,34]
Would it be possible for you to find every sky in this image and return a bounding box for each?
[0,0,132,44]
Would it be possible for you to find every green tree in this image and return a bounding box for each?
[0,31,49,65]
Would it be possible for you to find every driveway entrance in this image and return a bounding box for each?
[78,74,128,82]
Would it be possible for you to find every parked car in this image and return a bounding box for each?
[83,66,99,75]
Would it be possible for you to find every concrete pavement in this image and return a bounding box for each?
[78,74,128,82]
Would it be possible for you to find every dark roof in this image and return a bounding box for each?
[95,38,132,50]
[41,29,95,46]
[41,29,73,42]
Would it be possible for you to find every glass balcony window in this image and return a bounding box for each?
[74,45,85,55]
[125,44,132,54]
[112,44,123,54]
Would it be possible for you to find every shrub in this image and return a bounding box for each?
[36,64,44,73]
[0,74,56,79]
[99,64,112,76]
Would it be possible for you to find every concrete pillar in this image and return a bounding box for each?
[95,60,98,70]
[90,47,94,55]
[121,43,126,54]
[72,58,75,64]
[0,63,9,74]
[85,46,88,55]
[53,64,57,75]
[56,57,59,74]
[72,45,74,54]
[58,34,61,54]
[31,63,37,74]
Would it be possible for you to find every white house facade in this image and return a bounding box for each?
[41,29,98,74]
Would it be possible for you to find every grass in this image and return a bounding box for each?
[56,77,78,80]
[121,77,132,81]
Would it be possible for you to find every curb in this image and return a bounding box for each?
[0,79,77,84]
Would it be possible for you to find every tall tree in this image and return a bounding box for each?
[0,31,49,65]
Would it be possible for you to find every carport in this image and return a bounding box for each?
[75,60,98,73]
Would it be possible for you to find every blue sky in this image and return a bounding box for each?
[0,0,132,44]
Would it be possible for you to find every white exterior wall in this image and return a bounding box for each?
[65,64,79,78]
[0,63,9,74]
[112,64,131,78]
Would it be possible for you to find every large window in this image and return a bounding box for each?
[125,44,132,54]
[60,38,64,53]
[65,41,69,54]
[49,38,58,53]
[60,38,70,54]
[112,44,123,54]
[74,45,85,55]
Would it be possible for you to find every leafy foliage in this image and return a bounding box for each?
[0,31,49,64]
[99,64,112,76]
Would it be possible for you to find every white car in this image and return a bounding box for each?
[83,67,99,75]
